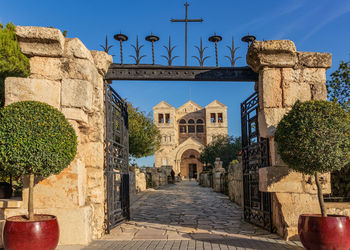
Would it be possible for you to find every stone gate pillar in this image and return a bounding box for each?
[246,40,332,240]
[1,26,112,245]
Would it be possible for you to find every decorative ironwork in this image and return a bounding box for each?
[100,35,114,55]
[114,33,128,65]
[241,92,272,232]
[241,34,256,47]
[145,34,159,65]
[225,37,241,67]
[193,37,210,67]
[161,36,178,66]
[105,64,258,82]
[209,34,222,67]
[105,82,130,233]
[130,36,146,65]
[171,2,203,66]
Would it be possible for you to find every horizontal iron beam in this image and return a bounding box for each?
[105,64,258,82]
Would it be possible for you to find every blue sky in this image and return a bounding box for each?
[2,0,350,166]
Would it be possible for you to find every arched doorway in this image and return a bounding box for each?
[180,149,203,179]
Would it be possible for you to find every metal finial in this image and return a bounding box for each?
[208,34,222,67]
[114,33,128,65]
[100,35,114,56]
[225,37,241,67]
[145,34,160,65]
[192,37,210,67]
[161,36,178,66]
[241,33,256,47]
[130,36,146,65]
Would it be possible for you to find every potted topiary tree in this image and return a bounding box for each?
[0,101,77,250]
[275,100,350,250]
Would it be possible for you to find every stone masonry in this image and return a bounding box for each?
[2,26,112,245]
[247,40,332,240]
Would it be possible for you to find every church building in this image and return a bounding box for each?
[153,100,228,179]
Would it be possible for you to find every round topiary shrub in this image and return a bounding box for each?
[0,101,77,220]
[275,100,350,216]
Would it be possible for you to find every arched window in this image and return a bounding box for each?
[179,119,186,124]
[197,119,204,124]
[179,125,186,133]
[188,119,195,124]
[188,125,195,133]
[197,125,204,133]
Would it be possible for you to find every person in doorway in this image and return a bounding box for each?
[170,169,175,184]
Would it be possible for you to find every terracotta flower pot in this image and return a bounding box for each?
[3,214,59,250]
[298,214,350,250]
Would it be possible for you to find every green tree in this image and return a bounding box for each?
[0,22,30,107]
[275,100,350,216]
[327,57,350,111]
[199,135,241,170]
[0,101,77,220]
[128,103,161,159]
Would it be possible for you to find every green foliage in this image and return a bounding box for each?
[327,57,350,112]
[0,101,77,177]
[0,23,30,107]
[199,135,241,170]
[275,100,350,175]
[330,163,350,198]
[128,103,161,158]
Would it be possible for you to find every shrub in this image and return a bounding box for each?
[0,101,77,220]
[0,23,30,107]
[275,100,350,216]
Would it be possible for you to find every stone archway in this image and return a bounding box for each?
[179,149,203,179]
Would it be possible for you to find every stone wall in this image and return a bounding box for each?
[246,40,332,240]
[212,159,225,193]
[1,26,112,245]
[199,172,212,187]
[228,163,243,207]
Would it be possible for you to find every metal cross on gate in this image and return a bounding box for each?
[171,2,203,66]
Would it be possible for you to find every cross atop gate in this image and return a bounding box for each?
[171,2,203,66]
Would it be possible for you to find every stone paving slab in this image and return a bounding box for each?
[59,181,304,249]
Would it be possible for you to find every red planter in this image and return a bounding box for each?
[3,214,59,250]
[298,214,350,250]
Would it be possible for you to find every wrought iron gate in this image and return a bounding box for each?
[105,82,130,233]
[240,92,272,232]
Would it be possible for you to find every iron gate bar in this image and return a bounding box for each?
[105,82,130,233]
[241,92,272,232]
[105,64,258,82]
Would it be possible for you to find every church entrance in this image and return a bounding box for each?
[188,164,197,179]
[180,149,202,179]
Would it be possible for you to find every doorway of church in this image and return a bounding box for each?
[188,164,197,180]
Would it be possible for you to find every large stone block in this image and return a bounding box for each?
[21,158,86,209]
[30,57,63,80]
[258,107,290,137]
[61,78,93,111]
[16,26,65,57]
[79,142,104,167]
[247,40,297,72]
[272,192,320,240]
[5,77,60,109]
[282,68,312,107]
[259,67,282,108]
[64,38,94,62]
[90,50,113,75]
[303,68,327,100]
[61,58,99,83]
[297,52,332,69]
[259,166,331,194]
[62,107,89,124]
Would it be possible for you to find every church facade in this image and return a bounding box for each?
[153,100,228,179]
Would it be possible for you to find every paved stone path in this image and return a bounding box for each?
[59,181,304,249]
